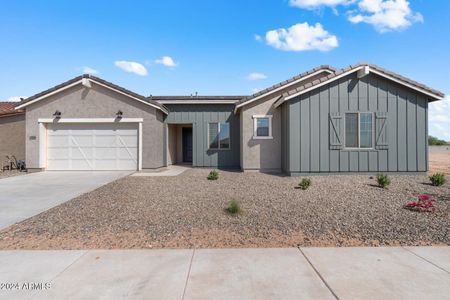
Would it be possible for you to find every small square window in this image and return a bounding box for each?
[253,116,272,139]
[345,112,373,149]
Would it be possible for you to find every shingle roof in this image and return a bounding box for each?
[0,102,24,117]
[237,65,337,106]
[283,62,445,100]
[16,74,168,113]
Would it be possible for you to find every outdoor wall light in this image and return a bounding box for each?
[116,110,123,118]
[53,110,61,118]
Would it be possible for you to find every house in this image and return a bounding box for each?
[12,63,444,175]
[0,102,25,162]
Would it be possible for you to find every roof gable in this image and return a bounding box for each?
[15,75,168,114]
[235,65,336,110]
[275,63,444,107]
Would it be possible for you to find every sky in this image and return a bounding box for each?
[0,0,449,140]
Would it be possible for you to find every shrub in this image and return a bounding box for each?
[376,173,391,189]
[298,178,312,190]
[428,136,448,146]
[429,173,446,186]
[404,194,436,212]
[207,170,219,180]
[226,199,241,215]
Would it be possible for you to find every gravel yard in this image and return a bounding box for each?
[0,168,448,249]
[0,170,26,179]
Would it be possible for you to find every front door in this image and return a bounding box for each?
[182,127,193,163]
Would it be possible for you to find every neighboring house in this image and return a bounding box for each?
[0,102,25,162]
[13,62,444,175]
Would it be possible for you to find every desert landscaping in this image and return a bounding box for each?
[0,147,448,250]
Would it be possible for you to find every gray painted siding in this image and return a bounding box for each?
[285,72,429,174]
[164,104,240,168]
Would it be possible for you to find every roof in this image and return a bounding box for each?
[149,95,245,101]
[236,65,336,109]
[15,74,168,114]
[0,102,24,117]
[150,95,246,104]
[280,63,444,104]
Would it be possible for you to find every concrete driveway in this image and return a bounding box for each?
[0,171,131,230]
[0,247,448,300]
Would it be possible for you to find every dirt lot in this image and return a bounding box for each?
[429,146,450,175]
[0,166,448,249]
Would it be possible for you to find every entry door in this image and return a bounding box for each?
[182,127,193,163]
[46,123,138,170]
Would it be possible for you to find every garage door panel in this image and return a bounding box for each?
[71,147,94,159]
[46,123,138,171]
[70,136,94,147]
[47,148,70,159]
[119,136,138,147]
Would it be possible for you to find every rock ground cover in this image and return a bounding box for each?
[0,169,448,249]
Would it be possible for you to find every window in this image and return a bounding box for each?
[345,112,373,148]
[253,115,272,139]
[208,122,230,149]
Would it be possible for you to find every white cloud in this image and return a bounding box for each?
[82,66,98,75]
[348,0,423,32]
[289,0,354,9]
[155,56,177,68]
[254,34,262,42]
[246,72,267,80]
[114,60,148,76]
[264,22,338,52]
[4,96,26,102]
[252,88,260,93]
[429,95,450,141]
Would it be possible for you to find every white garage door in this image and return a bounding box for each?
[46,123,138,171]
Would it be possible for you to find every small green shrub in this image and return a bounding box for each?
[226,199,241,215]
[376,173,391,189]
[298,178,312,190]
[207,170,219,180]
[429,173,446,186]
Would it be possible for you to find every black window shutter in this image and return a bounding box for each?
[329,113,343,150]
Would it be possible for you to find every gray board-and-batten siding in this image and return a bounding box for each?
[282,72,429,175]
[164,104,240,168]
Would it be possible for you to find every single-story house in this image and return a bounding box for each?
[11,62,444,175]
[0,102,25,162]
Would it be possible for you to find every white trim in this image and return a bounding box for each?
[357,66,370,78]
[157,100,238,104]
[284,66,365,101]
[369,69,444,100]
[343,112,374,150]
[252,115,273,139]
[138,122,143,170]
[38,118,143,171]
[235,69,334,110]
[15,78,169,114]
[92,80,168,114]
[38,123,47,168]
[38,118,143,123]
[284,66,443,101]
[16,80,82,109]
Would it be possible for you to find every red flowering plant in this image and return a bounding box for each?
[404,194,436,212]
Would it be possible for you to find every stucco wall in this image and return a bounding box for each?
[239,70,330,172]
[240,96,282,171]
[167,124,177,165]
[0,114,25,161]
[25,83,165,170]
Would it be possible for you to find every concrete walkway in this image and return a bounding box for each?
[0,171,130,229]
[131,165,190,177]
[0,247,448,300]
